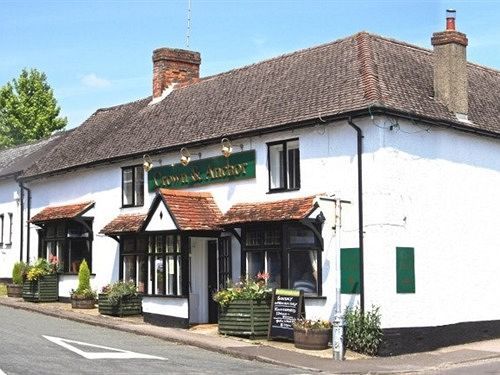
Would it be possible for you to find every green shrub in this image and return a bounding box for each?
[71,260,96,299]
[12,261,26,285]
[344,305,383,356]
[101,281,138,306]
[76,260,91,293]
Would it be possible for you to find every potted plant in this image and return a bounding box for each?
[214,273,271,338]
[7,261,26,297]
[70,260,96,309]
[98,281,142,317]
[293,318,333,350]
[22,257,60,302]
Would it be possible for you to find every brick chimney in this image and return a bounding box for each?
[152,48,201,99]
[431,9,468,119]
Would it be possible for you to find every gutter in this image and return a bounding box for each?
[18,106,500,183]
[347,117,365,314]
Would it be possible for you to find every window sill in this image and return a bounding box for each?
[141,294,188,299]
[304,295,326,300]
[267,188,301,194]
[121,204,144,209]
[58,272,96,276]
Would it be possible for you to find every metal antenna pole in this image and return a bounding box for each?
[186,0,191,48]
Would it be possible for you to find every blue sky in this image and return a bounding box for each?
[1,0,499,128]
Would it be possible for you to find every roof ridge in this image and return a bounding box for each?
[230,194,317,207]
[355,32,382,102]
[159,188,212,198]
[94,97,150,114]
[0,129,68,153]
[201,33,359,83]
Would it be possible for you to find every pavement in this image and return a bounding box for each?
[1,295,500,374]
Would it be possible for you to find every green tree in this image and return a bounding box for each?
[0,68,66,147]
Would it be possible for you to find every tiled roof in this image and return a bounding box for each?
[159,189,222,230]
[100,213,147,235]
[22,32,500,179]
[0,131,69,179]
[30,201,94,223]
[222,195,317,225]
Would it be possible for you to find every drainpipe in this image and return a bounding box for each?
[347,117,365,314]
[19,182,31,264]
[19,183,24,262]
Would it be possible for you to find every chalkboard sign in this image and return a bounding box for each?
[268,289,305,341]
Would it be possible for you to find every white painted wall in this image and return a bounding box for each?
[361,117,500,329]
[0,179,20,279]
[143,296,189,318]
[59,274,97,298]
[20,115,500,330]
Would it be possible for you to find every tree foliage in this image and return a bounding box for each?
[0,68,66,147]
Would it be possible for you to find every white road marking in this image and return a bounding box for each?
[0,368,6,375]
[43,335,167,360]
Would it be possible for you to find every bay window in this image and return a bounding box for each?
[243,222,322,295]
[120,234,182,296]
[39,220,93,273]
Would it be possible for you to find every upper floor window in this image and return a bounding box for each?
[268,139,300,192]
[122,165,144,207]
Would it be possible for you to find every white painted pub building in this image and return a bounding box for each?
[6,13,500,355]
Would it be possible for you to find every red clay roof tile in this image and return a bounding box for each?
[159,189,222,230]
[30,201,94,223]
[222,195,317,225]
[100,213,147,235]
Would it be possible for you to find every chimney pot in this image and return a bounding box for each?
[446,9,456,30]
[152,48,201,99]
[431,10,468,118]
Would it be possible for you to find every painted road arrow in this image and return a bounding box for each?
[43,336,167,360]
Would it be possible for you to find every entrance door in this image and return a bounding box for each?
[207,240,218,323]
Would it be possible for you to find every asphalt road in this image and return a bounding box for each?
[0,306,309,375]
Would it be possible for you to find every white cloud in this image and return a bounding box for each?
[81,73,111,88]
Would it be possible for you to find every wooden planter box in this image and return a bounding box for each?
[7,284,23,297]
[294,327,331,350]
[22,274,59,302]
[218,299,271,338]
[71,296,96,309]
[98,293,142,317]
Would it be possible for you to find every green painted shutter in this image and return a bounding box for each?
[341,248,360,294]
[396,247,415,293]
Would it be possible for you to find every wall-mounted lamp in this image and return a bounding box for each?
[221,138,233,158]
[143,154,153,172]
[180,147,191,166]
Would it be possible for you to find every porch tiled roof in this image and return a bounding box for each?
[30,201,94,223]
[159,189,223,231]
[221,195,317,225]
[100,213,147,235]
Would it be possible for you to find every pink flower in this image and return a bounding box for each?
[256,272,270,281]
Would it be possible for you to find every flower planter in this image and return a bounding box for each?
[98,293,142,317]
[218,299,271,338]
[294,327,331,350]
[22,274,59,302]
[7,284,23,298]
[71,296,96,309]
